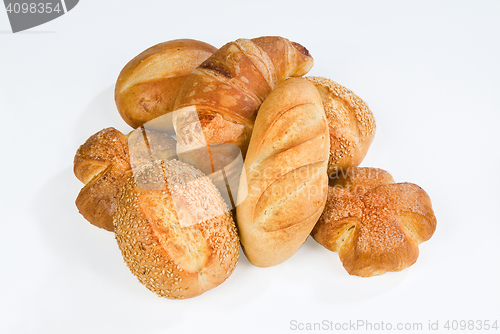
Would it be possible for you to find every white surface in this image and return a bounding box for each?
[1,1,500,333]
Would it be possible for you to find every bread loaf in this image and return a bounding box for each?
[115,39,217,129]
[114,159,239,299]
[311,167,437,277]
[305,77,376,176]
[236,77,330,267]
[172,36,314,171]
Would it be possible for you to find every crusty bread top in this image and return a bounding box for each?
[172,37,314,165]
[74,128,131,231]
[236,77,329,267]
[312,167,437,277]
[114,159,239,299]
[74,127,129,185]
[306,76,376,174]
[74,127,181,231]
[115,39,217,128]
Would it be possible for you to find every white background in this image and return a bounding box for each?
[1,1,499,333]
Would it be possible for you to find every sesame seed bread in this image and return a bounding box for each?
[305,77,376,176]
[311,167,437,277]
[236,77,330,267]
[114,159,239,299]
[115,39,217,129]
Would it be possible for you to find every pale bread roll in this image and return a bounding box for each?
[236,77,330,267]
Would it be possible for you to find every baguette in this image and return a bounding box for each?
[236,77,329,267]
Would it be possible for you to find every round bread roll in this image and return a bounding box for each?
[114,159,239,299]
[305,77,376,176]
[311,167,437,277]
[115,39,217,129]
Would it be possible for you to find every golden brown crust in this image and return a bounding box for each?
[311,167,437,277]
[113,160,239,299]
[328,167,394,195]
[115,39,217,128]
[74,127,179,231]
[173,37,314,171]
[305,77,376,175]
[74,128,131,231]
[236,77,329,267]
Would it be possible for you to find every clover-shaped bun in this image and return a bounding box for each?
[74,128,131,231]
[311,167,436,277]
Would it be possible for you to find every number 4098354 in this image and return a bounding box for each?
[5,2,62,14]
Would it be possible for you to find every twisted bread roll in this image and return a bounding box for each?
[305,77,376,175]
[74,127,177,231]
[74,128,131,231]
[172,36,314,170]
[311,167,437,277]
[115,39,217,129]
[114,160,239,299]
[236,77,330,267]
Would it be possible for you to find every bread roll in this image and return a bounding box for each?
[236,77,330,267]
[305,77,376,176]
[172,36,314,172]
[74,128,131,231]
[114,159,239,299]
[74,127,177,231]
[311,167,437,277]
[115,39,217,129]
